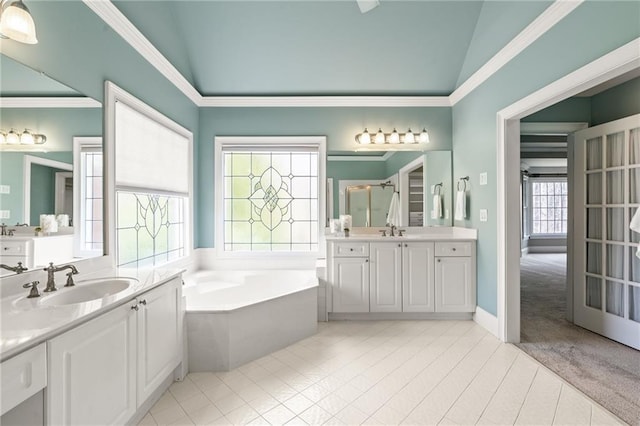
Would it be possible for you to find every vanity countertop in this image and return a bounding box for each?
[0,267,184,362]
[325,226,477,241]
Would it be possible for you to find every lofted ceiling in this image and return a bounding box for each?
[109,0,553,97]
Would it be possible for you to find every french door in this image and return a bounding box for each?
[573,114,640,349]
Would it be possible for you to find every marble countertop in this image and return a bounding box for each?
[325,226,478,241]
[0,267,184,362]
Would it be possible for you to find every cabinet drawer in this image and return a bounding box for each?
[435,242,472,257]
[334,242,369,257]
[1,240,29,255]
[1,343,47,416]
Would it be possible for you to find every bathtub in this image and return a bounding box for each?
[183,270,318,371]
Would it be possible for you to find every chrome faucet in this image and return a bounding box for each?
[0,223,6,236]
[23,280,41,298]
[390,225,397,237]
[0,262,28,274]
[43,263,79,292]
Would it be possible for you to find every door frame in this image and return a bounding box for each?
[497,38,640,342]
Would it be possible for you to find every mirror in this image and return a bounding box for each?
[0,54,104,276]
[327,150,452,227]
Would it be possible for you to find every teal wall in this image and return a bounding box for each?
[197,107,452,247]
[522,97,592,123]
[425,151,453,227]
[591,77,640,126]
[452,1,640,315]
[29,163,67,226]
[0,152,72,223]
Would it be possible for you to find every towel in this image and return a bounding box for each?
[454,190,466,221]
[631,207,640,259]
[432,194,442,219]
[387,192,400,227]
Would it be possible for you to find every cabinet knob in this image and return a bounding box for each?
[452,248,457,251]
[404,244,408,247]
[139,299,147,306]
[398,244,401,247]
[365,259,369,262]
[131,305,139,311]
[350,248,354,251]
[437,259,441,262]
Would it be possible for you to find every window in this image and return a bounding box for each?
[216,137,326,254]
[73,137,103,257]
[108,83,192,268]
[531,179,568,234]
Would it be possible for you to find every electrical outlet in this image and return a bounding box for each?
[0,210,10,219]
[479,172,488,186]
[479,209,488,222]
[0,185,9,194]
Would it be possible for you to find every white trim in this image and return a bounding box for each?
[527,246,567,253]
[472,306,499,338]
[497,38,640,343]
[398,156,425,227]
[83,0,201,105]
[450,1,583,106]
[214,136,327,259]
[0,97,101,108]
[83,1,580,108]
[23,155,72,224]
[199,96,451,108]
[520,122,588,135]
[73,136,103,258]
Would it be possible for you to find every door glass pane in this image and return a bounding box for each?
[586,173,602,204]
[606,208,624,241]
[586,277,602,309]
[631,247,640,283]
[606,281,624,317]
[606,244,624,279]
[587,242,602,275]
[586,136,602,170]
[587,208,602,240]
[606,170,623,204]
[630,285,640,323]
[606,132,624,167]
[630,168,639,204]
[630,128,640,165]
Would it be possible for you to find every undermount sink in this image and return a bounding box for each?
[40,278,138,306]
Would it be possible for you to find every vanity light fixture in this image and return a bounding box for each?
[0,0,38,44]
[355,127,431,145]
[0,128,46,145]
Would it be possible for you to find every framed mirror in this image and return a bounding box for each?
[0,54,104,276]
[327,150,452,228]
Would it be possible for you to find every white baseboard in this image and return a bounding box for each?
[527,246,567,253]
[473,306,499,338]
[329,312,473,321]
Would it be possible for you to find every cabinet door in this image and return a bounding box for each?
[137,277,182,405]
[370,243,402,312]
[332,257,370,312]
[402,242,435,312]
[47,303,137,426]
[435,257,474,312]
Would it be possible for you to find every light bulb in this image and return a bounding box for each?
[6,129,19,144]
[0,0,38,44]
[404,129,415,144]
[375,128,385,144]
[419,128,430,143]
[0,132,6,145]
[20,129,34,144]
[358,128,371,144]
[389,128,400,144]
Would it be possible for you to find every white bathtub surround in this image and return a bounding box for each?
[196,248,320,271]
[184,270,318,371]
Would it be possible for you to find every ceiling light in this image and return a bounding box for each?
[420,128,430,143]
[0,0,38,44]
[404,129,415,144]
[357,128,371,144]
[6,129,19,144]
[389,128,400,144]
[20,128,34,144]
[375,128,385,144]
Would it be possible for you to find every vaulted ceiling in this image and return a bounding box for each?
[109,0,553,97]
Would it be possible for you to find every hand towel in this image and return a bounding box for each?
[631,207,640,259]
[454,190,466,221]
[432,194,442,219]
[387,192,400,227]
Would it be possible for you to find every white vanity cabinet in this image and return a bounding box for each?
[435,242,476,312]
[331,242,370,312]
[46,277,182,426]
[370,242,402,312]
[402,242,436,312]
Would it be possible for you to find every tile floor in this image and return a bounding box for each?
[138,321,623,425]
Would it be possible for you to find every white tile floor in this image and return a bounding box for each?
[139,321,623,425]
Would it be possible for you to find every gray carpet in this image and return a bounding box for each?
[517,253,640,426]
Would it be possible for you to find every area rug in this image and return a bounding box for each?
[517,253,640,425]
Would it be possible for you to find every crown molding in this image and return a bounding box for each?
[199,96,451,108]
[82,0,202,105]
[449,0,584,106]
[0,97,102,108]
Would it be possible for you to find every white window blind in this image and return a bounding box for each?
[115,101,189,194]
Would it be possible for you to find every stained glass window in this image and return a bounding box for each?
[116,191,185,267]
[223,151,319,252]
